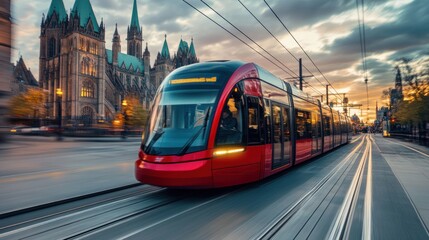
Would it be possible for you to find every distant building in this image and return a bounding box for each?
[377,106,389,122]
[351,113,360,124]
[390,68,404,108]
[0,0,12,141]
[40,0,198,124]
[11,57,39,95]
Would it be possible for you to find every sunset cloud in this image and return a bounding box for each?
[11,0,427,122]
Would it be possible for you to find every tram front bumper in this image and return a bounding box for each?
[135,159,213,188]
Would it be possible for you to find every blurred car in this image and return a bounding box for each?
[10,125,40,135]
[39,125,60,135]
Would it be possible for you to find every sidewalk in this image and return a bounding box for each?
[373,134,429,231]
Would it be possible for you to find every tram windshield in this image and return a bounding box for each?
[143,88,219,155]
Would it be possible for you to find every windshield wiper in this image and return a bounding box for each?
[144,129,164,154]
[177,107,212,156]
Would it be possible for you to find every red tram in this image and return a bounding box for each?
[135,61,352,188]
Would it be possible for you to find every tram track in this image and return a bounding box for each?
[252,136,368,240]
[0,185,168,239]
[0,184,237,240]
[1,136,379,240]
[327,135,372,240]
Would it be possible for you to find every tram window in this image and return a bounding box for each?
[216,84,244,146]
[312,111,322,138]
[296,110,311,139]
[264,99,272,144]
[324,116,331,136]
[282,107,290,141]
[247,96,263,144]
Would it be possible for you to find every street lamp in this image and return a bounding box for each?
[122,99,127,139]
[56,88,63,141]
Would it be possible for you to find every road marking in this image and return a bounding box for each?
[363,135,373,240]
[327,135,370,240]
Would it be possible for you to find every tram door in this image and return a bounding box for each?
[271,103,291,168]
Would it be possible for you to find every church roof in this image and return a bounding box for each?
[161,35,170,59]
[14,57,39,87]
[130,0,141,31]
[106,49,144,73]
[71,0,100,32]
[189,39,196,57]
[47,0,67,22]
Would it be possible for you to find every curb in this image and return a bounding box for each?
[0,183,142,219]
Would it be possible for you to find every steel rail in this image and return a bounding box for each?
[327,135,371,240]
[254,136,367,240]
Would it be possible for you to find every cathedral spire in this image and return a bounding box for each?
[130,0,141,32]
[144,42,150,57]
[395,67,403,98]
[127,0,143,58]
[46,0,67,22]
[189,38,196,58]
[114,23,119,36]
[161,34,170,59]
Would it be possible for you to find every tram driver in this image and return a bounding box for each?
[220,108,238,130]
[217,107,241,144]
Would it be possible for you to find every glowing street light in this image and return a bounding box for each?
[56,88,63,141]
[121,99,128,139]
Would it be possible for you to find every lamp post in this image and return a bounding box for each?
[56,88,63,141]
[122,99,127,139]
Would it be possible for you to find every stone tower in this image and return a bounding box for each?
[39,0,67,118]
[127,0,143,58]
[41,0,107,123]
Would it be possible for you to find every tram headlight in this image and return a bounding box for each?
[213,147,245,156]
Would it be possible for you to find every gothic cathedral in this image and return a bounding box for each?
[40,0,198,124]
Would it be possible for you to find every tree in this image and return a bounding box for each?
[388,57,429,139]
[115,95,149,129]
[9,88,46,118]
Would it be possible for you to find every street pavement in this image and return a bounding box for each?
[0,135,143,215]
[0,133,428,236]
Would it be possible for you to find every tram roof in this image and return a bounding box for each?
[162,60,245,90]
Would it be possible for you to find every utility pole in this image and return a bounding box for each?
[299,58,303,91]
[326,85,329,105]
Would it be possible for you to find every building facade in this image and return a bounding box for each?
[40,0,198,124]
[0,0,12,141]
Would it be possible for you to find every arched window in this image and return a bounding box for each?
[81,80,95,98]
[48,37,56,57]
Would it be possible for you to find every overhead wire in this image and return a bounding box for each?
[232,0,323,94]
[183,0,325,96]
[182,0,297,79]
[262,0,344,104]
[356,0,370,121]
[199,0,324,96]
[200,0,298,78]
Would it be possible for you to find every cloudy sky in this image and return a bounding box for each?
[11,0,429,122]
